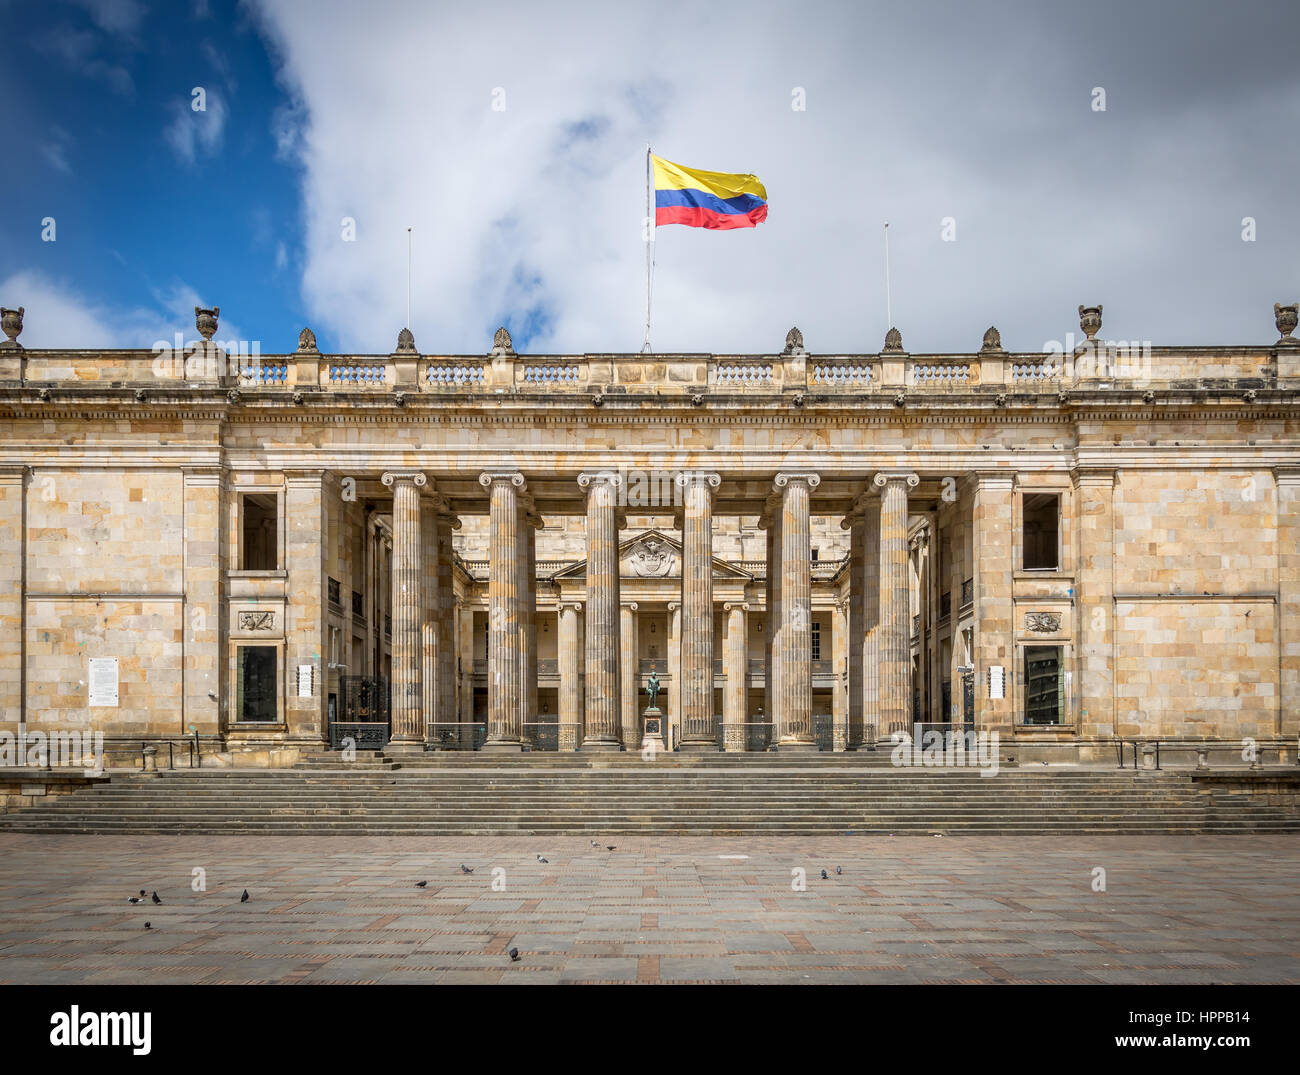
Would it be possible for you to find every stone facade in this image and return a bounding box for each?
[0,309,1297,765]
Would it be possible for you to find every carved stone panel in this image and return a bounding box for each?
[1025,612,1061,633]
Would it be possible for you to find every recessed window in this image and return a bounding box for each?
[811,621,822,661]
[1022,493,1060,571]
[241,492,278,570]
[236,646,278,722]
[1024,645,1063,725]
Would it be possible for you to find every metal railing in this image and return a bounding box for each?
[1114,738,1161,771]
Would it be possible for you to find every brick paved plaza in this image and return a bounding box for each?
[0,834,1296,984]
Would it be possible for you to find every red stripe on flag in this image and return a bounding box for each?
[655,204,768,230]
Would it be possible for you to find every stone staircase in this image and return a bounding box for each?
[1,762,1296,835]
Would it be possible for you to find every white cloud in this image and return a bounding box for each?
[163,90,228,165]
[67,0,145,37]
[0,270,244,349]
[40,126,74,174]
[245,0,1300,355]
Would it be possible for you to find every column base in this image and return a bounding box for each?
[581,740,621,752]
[386,739,425,754]
[773,740,819,753]
[482,740,524,753]
[678,740,718,752]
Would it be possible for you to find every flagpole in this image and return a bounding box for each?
[643,144,654,353]
[883,220,891,330]
[406,226,413,331]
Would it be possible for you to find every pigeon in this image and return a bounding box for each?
[240,890,250,903]
[459,865,474,874]
[139,890,146,897]
[144,922,152,930]
[537,855,548,863]
[590,840,600,847]
[151,891,162,905]
[127,896,144,905]
[606,846,616,852]
[820,869,828,880]
[836,866,842,876]
[415,881,428,888]
[509,947,520,962]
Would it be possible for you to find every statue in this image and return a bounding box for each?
[644,672,661,710]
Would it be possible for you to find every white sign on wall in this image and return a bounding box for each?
[988,665,1005,700]
[297,664,314,698]
[88,658,119,707]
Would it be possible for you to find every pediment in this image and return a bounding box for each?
[550,529,752,581]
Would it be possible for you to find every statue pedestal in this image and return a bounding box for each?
[641,705,666,749]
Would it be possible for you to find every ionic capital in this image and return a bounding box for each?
[774,472,821,492]
[621,601,639,612]
[576,470,623,491]
[871,471,919,491]
[478,471,526,491]
[674,470,722,490]
[724,601,750,613]
[382,471,428,489]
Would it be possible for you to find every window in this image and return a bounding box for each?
[1022,493,1060,571]
[811,547,819,562]
[236,646,278,722]
[1024,645,1064,725]
[241,492,278,570]
[811,621,822,661]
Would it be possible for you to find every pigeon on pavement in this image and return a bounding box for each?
[241,890,250,903]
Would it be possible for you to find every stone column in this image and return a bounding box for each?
[862,494,881,746]
[578,471,622,750]
[182,467,223,742]
[773,472,819,749]
[972,473,1015,732]
[843,511,866,747]
[619,602,640,749]
[1074,468,1116,741]
[723,602,748,751]
[667,601,681,749]
[518,504,539,747]
[480,471,525,750]
[457,603,475,748]
[420,494,440,745]
[762,516,774,737]
[558,602,584,751]
[832,600,849,751]
[437,508,459,745]
[678,471,721,750]
[874,472,918,738]
[1278,469,1300,750]
[285,470,333,742]
[382,471,427,745]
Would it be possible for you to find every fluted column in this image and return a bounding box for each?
[678,471,721,750]
[875,472,919,737]
[558,602,584,751]
[457,603,474,748]
[579,471,622,750]
[437,509,459,744]
[862,493,882,746]
[480,471,526,750]
[619,602,640,748]
[420,495,440,745]
[518,504,539,746]
[774,472,819,749]
[667,601,681,749]
[723,602,748,752]
[382,471,427,744]
[832,600,849,751]
[844,510,866,748]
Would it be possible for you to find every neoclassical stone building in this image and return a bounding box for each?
[1,303,1298,765]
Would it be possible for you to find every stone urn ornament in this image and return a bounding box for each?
[195,306,219,341]
[1274,302,1298,344]
[1078,305,1102,340]
[0,306,23,349]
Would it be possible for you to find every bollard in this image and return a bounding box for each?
[1141,743,1156,771]
[1196,747,1210,770]
[142,745,158,773]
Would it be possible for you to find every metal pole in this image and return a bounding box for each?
[643,145,654,353]
[884,221,892,330]
[407,226,412,332]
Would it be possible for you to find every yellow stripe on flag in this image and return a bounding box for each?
[652,154,767,201]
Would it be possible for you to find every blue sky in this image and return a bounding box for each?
[2,0,305,348]
[3,0,1300,355]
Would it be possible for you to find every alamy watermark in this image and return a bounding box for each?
[890,723,1000,777]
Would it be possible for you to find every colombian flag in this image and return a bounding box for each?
[653,154,768,231]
